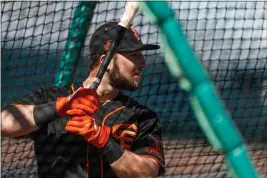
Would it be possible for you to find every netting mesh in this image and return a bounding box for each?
[1,1,267,177]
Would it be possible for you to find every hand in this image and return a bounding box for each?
[56,87,100,117]
[65,116,110,148]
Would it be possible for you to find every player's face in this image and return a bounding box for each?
[109,51,146,91]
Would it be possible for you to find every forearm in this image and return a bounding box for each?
[110,150,159,178]
[1,104,38,137]
[65,115,160,177]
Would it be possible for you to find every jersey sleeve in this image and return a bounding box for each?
[131,108,165,176]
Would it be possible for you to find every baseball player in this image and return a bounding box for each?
[2,22,165,178]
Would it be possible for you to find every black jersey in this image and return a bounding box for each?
[13,84,165,178]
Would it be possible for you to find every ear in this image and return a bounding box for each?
[100,54,105,64]
[100,54,116,73]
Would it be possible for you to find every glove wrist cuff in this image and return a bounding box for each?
[33,102,59,128]
[99,137,125,164]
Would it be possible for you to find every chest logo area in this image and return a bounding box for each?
[111,124,138,150]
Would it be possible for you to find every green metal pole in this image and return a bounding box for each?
[54,1,97,86]
[141,2,259,178]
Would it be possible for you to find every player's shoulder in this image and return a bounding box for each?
[29,85,72,102]
[34,85,71,95]
[11,85,71,105]
[121,92,158,118]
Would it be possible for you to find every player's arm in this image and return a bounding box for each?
[2,86,99,137]
[109,114,164,178]
[2,104,38,137]
[110,149,159,178]
[2,86,50,137]
[65,110,165,177]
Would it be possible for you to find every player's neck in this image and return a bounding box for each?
[83,76,119,103]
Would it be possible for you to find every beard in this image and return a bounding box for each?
[109,61,141,91]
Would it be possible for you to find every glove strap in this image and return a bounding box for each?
[56,97,69,117]
[87,125,111,148]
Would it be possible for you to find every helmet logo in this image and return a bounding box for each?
[104,40,111,51]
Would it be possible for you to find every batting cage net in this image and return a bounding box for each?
[1,1,266,177]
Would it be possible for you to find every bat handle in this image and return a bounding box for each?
[89,78,101,89]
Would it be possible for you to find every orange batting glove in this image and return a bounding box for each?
[33,87,100,128]
[65,115,110,148]
[56,87,100,117]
